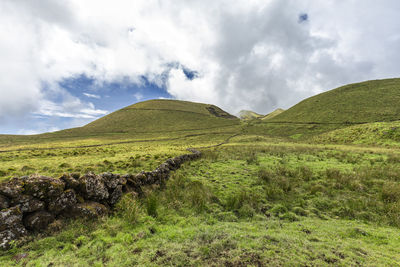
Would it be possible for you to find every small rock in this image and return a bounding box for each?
[19,198,45,213]
[101,173,127,190]
[79,173,109,201]
[48,189,77,214]
[12,253,28,263]
[0,207,27,249]
[0,206,23,232]
[24,211,55,231]
[109,185,123,205]
[0,194,10,210]
[0,178,25,199]
[60,173,80,190]
[0,227,27,250]
[68,202,108,219]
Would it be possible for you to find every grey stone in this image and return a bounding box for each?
[48,189,77,214]
[68,202,108,219]
[24,175,65,200]
[23,211,55,231]
[79,173,109,201]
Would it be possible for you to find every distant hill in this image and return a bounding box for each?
[269,78,400,124]
[238,110,264,120]
[61,99,239,135]
[261,108,284,120]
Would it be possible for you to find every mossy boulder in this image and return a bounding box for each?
[109,185,123,205]
[0,194,9,210]
[24,211,55,231]
[0,207,27,250]
[79,173,109,201]
[68,202,108,219]
[0,177,26,199]
[23,175,65,200]
[60,173,80,190]
[48,189,77,215]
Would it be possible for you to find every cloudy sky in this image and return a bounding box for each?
[1,0,400,134]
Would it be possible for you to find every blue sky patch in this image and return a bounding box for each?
[298,13,309,23]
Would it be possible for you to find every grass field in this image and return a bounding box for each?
[2,96,400,265]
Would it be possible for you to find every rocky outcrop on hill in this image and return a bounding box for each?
[0,149,201,250]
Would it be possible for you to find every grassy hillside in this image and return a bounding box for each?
[270,78,400,123]
[313,120,400,147]
[238,110,264,120]
[0,100,240,148]
[63,99,238,135]
[261,108,284,120]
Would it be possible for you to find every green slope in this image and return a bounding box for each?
[238,110,264,120]
[79,99,238,134]
[313,120,400,146]
[0,100,239,146]
[270,78,400,124]
[261,108,285,120]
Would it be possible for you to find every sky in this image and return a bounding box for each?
[1,0,400,134]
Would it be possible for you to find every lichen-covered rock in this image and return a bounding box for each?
[24,175,65,200]
[68,202,108,219]
[0,177,25,199]
[23,211,55,231]
[0,194,9,210]
[79,173,109,201]
[15,196,45,213]
[0,206,23,232]
[48,189,77,214]
[60,173,80,190]
[109,185,123,205]
[0,227,27,250]
[0,206,26,249]
[101,172,127,190]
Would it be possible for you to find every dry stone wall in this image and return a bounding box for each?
[0,149,201,250]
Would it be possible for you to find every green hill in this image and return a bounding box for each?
[0,100,239,147]
[78,99,238,134]
[270,78,400,124]
[238,110,264,120]
[261,108,285,120]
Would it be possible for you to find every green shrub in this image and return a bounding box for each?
[59,162,71,168]
[309,184,325,195]
[270,204,288,216]
[146,194,159,218]
[279,212,299,222]
[258,168,274,183]
[265,185,284,200]
[238,204,255,218]
[186,181,210,212]
[115,193,141,223]
[292,207,308,216]
[245,151,259,165]
[381,182,400,203]
[297,166,313,181]
[313,197,335,212]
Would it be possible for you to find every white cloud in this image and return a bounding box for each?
[1,0,400,129]
[83,93,101,99]
[133,92,144,101]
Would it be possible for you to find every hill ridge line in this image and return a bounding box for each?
[120,107,237,119]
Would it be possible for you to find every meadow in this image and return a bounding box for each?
[2,95,400,266]
[1,126,400,266]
